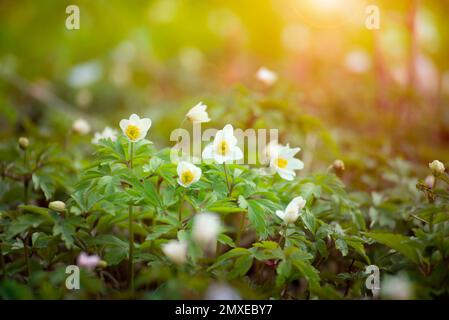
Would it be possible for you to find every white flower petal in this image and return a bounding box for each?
[139,118,152,132]
[276,210,285,220]
[202,144,215,160]
[119,119,129,134]
[287,158,304,170]
[277,169,295,181]
[129,114,140,122]
[230,146,243,161]
[222,124,234,142]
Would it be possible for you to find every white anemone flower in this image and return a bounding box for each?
[275,196,306,224]
[162,240,188,265]
[256,67,278,86]
[91,127,118,144]
[202,124,243,164]
[119,114,152,142]
[177,161,202,187]
[186,102,210,123]
[72,118,91,135]
[270,145,304,181]
[192,212,221,251]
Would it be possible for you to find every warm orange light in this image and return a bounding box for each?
[290,0,366,29]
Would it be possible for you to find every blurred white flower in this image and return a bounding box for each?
[119,114,152,142]
[202,124,243,164]
[72,118,91,135]
[381,274,413,300]
[92,127,118,144]
[177,161,202,187]
[270,145,304,181]
[344,50,371,74]
[162,240,188,265]
[275,196,306,224]
[192,212,221,250]
[256,67,278,86]
[429,160,445,175]
[186,102,210,123]
[77,252,101,271]
[76,88,92,108]
[205,282,241,300]
[67,61,102,88]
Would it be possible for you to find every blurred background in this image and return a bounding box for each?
[1,0,449,180]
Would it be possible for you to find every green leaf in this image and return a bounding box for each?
[247,199,268,238]
[6,214,47,238]
[335,238,348,256]
[145,225,176,241]
[292,259,320,287]
[218,233,236,248]
[301,209,316,234]
[365,232,421,264]
[228,254,253,279]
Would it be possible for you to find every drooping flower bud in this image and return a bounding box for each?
[424,175,435,189]
[49,200,66,212]
[18,137,29,150]
[333,159,345,172]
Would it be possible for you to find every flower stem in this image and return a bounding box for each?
[128,204,134,293]
[0,243,6,279]
[178,190,186,229]
[222,162,231,195]
[23,149,28,204]
[128,142,135,294]
[23,234,31,278]
[279,223,289,249]
[235,212,246,246]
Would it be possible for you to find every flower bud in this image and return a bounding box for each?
[162,240,188,265]
[49,200,66,212]
[18,137,29,150]
[97,260,108,268]
[333,159,345,172]
[429,160,445,175]
[77,252,101,271]
[72,118,91,135]
[424,175,435,189]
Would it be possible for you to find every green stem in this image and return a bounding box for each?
[223,162,231,195]
[128,204,134,293]
[0,243,6,279]
[235,212,246,246]
[128,141,135,294]
[279,223,289,249]
[178,190,186,230]
[23,149,28,204]
[23,235,31,278]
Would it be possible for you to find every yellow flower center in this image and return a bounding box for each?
[217,140,229,156]
[125,125,140,141]
[275,157,288,169]
[181,170,194,185]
